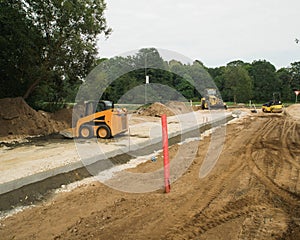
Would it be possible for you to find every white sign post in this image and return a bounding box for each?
[145,75,149,104]
[294,90,300,103]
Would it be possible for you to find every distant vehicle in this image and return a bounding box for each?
[262,93,283,113]
[60,100,128,139]
[201,88,227,110]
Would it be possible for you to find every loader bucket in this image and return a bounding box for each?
[59,128,75,139]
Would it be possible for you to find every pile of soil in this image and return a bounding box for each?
[284,103,300,120]
[50,108,73,123]
[165,101,193,114]
[137,101,193,117]
[137,102,175,117]
[0,97,72,139]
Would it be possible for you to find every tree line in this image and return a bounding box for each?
[98,49,300,105]
[1,1,299,110]
[209,60,300,103]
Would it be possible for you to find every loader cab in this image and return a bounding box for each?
[96,100,114,112]
[84,100,114,116]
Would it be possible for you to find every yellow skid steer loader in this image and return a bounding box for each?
[60,100,128,139]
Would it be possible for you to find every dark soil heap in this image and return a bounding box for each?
[0,97,72,138]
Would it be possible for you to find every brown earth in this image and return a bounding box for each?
[165,101,193,115]
[0,97,72,140]
[0,106,300,239]
[137,101,192,117]
[0,99,189,141]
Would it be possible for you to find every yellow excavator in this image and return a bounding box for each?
[201,88,227,110]
[60,100,128,139]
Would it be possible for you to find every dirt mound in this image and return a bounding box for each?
[137,101,193,117]
[165,101,193,114]
[285,104,300,120]
[0,97,72,139]
[137,102,175,117]
[51,108,73,124]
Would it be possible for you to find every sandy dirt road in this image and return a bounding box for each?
[1,107,300,239]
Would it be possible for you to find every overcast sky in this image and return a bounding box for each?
[97,0,299,69]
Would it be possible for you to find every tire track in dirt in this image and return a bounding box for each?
[55,196,164,240]
[164,162,247,240]
[280,119,300,196]
[181,199,267,239]
[238,207,288,240]
[260,117,279,138]
[281,119,300,168]
[274,118,300,195]
[172,115,299,239]
[190,122,253,213]
[245,115,300,206]
[164,118,258,239]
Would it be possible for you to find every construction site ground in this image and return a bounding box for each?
[1,104,300,239]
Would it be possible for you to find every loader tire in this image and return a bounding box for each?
[79,125,93,139]
[97,125,111,139]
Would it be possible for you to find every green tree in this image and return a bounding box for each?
[208,66,227,100]
[248,60,279,102]
[226,60,245,67]
[223,65,253,103]
[289,61,300,90]
[0,0,111,109]
[134,48,167,71]
[169,60,192,99]
[0,1,42,98]
[277,68,293,101]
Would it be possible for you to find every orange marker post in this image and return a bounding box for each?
[161,114,170,193]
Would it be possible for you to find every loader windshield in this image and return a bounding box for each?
[96,100,114,112]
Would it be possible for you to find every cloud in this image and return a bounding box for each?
[98,0,300,68]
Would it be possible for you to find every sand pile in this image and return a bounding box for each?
[165,101,193,114]
[0,97,72,138]
[137,101,193,117]
[285,104,300,120]
[137,102,175,117]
